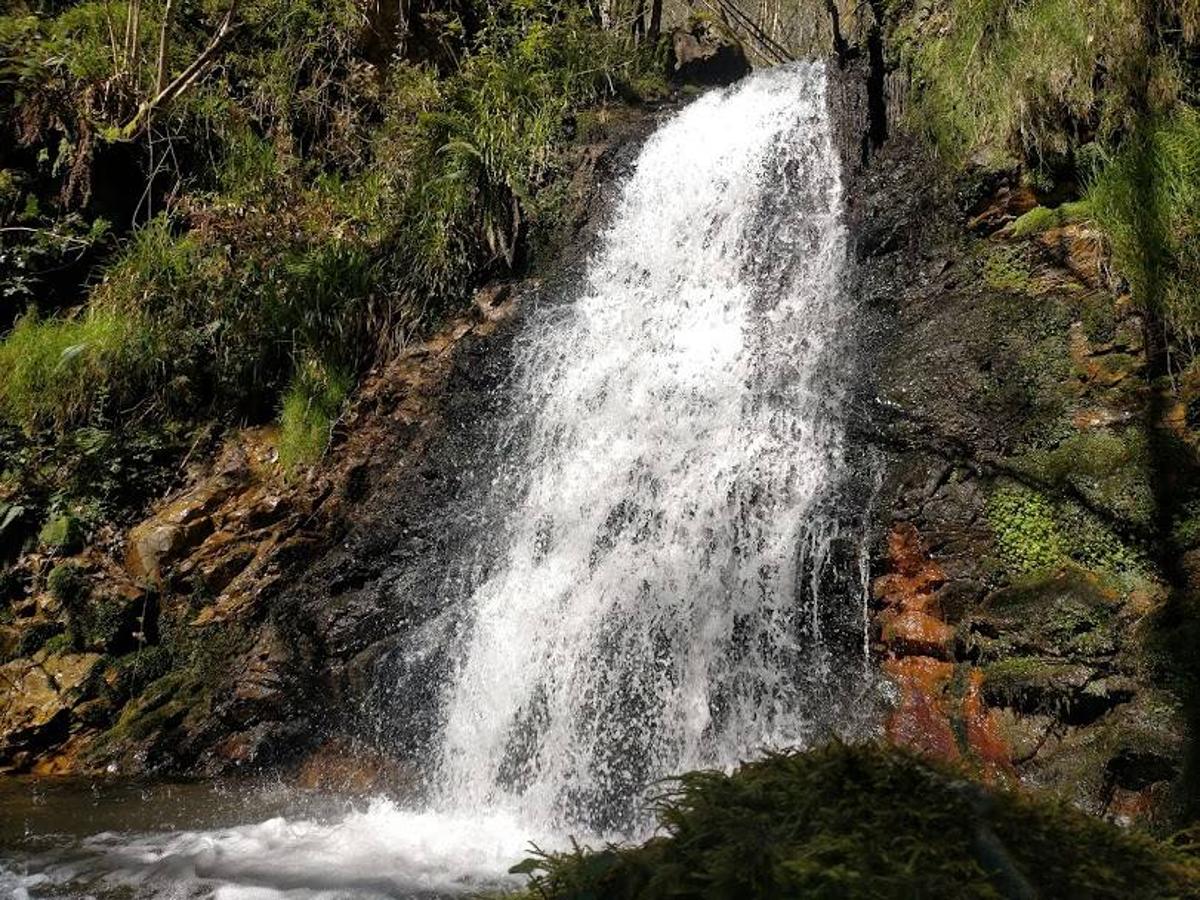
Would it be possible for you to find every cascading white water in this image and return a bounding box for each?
[436,60,858,833]
[0,62,867,899]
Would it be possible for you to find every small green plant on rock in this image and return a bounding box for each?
[1009,200,1092,238]
[987,484,1063,573]
[982,245,1034,293]
[987,479,1146,578]
[47,560,90,650]
[277,360,351,473]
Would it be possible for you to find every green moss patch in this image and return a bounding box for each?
[1010,201,1092,238]
[982,245,1035,293]
[987,480,1145,577]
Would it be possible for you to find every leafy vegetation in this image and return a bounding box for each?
[508,742,1200,899]
[0,0,665,548]
[987,482,1144,576]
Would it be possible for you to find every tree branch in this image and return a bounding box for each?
[120,0,238,139]
[155,0,176,95]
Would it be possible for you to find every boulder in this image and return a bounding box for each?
[670,24,750,87]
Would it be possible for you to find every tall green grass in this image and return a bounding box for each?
[898,0,1195,166]
[0,308,152,431]
[1086,109,1200,348]
[277,360,350,473]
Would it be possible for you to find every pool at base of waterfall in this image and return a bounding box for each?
[0,778,558,900]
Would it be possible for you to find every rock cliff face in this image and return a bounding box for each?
[832,61,1198,822]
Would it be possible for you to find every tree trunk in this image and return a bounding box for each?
[155,0,175,94]
[648,0,663,42]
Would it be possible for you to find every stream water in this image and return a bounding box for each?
[0,62,868,899]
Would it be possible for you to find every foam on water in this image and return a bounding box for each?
[0,802,555,899]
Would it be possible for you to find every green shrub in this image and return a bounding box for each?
[277,360,350,472]
[510,743,1200,899]
[988,484,1064,573]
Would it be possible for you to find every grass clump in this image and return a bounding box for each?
[277,360,350,473]
[0,308,152,431]
[0,0,667,599]
[892,1,1200,355]
[1085,110,1200,349]
[509,742,1200,899]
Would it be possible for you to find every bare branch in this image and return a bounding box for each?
[155,0,176,95]
[121,0,238,139]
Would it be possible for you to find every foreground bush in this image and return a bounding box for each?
[510,743,1200,899]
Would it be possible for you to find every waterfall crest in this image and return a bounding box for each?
[436,61,862,833]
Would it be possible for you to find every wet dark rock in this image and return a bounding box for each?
[670,24,751,86]
[838,66,1188,819]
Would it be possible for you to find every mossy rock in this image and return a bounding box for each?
[1016,429,1155,529]
[982,244,1035,293]
[506,743,1200,900]
[963,567,1125,663]
[1021,690,1186,813]
[1,618,63,662]
[103,644,174,703]
[982,656,1135,724]
[99,670,201,746]
[38,513,83,553]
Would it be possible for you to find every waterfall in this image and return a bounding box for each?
[0,63,870,899]
[435,61,862,834]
